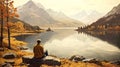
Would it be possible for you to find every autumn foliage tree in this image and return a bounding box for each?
[0,0,18,49]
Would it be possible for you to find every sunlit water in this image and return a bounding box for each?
[15,29,120,61]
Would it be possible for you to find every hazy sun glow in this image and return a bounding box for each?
[14,0,120,16]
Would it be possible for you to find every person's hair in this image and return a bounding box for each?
[37,40,41,45]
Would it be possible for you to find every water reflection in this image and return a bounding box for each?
[80,31,120,48]
[15,29,120,61]
[44,30,120,61]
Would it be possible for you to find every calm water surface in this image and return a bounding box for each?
[15,29,120,61]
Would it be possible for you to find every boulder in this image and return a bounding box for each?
[19,46,28,50]
[22,56,33,64]
[2,63,13,67]
[42,56,61,66]
[69,55,86,62]
[83,58,102,65]
[22,56,61,66]
[3,53,16,59]
[111,60,120,65]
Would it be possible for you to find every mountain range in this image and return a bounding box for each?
[71,10,104,25]
[84,3,120,31]
[18,0,84,27]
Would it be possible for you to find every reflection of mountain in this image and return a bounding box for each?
[72,10,104,24]
[15,29,75,49]
[83,31,120,48]
[14,31,55,45]
[18,0,84,27]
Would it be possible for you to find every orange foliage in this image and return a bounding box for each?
[0,0,19,19]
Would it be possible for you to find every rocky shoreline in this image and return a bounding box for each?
[0,54,120,67]
[0,47,120,67]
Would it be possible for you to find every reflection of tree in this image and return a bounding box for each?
[81,31,120,48]
[15,29,75,45]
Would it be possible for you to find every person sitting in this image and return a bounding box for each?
[33,39,48,59]
[29,39,48,67]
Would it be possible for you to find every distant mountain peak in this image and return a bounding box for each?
[24,0,36,7]
[18,0,84,27]
[24,0,44,9]
[26,0,35,5]
[71,10,104,24]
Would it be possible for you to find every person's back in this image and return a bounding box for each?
[33,39,44,59]
[28,39,49,67]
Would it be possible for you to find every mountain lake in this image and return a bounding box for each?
[14,29,120,61]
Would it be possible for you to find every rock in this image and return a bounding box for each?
[22,56,33,64]
[2,63,13,67]
[4,59,15,65]
[111,60,120,65]
[46,28,53,32]
[19,46,28,50]
[42,56,61,66]
[22,56,61,66]
[69,55,86,62]
[83,58,96,62]
[3,53,16,59]
[83,58,102,65]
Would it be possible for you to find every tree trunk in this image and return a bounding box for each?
[0,9,3,47]
[6,0,11,49]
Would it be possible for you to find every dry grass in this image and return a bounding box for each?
[3,37,27,50]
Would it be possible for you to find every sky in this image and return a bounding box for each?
[14,0,120,16]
